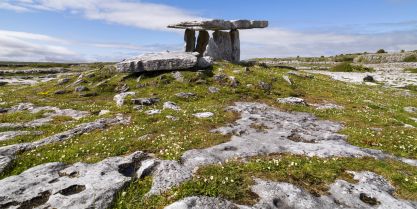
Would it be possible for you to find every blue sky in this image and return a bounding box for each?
[0,0,417,62]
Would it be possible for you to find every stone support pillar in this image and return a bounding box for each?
[230,29,240,62]
[195,30,209,56]
[184,29,196,52]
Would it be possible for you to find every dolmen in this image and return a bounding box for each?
[168,19,268,62]
[116,19,268,73]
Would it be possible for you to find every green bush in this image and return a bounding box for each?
[331,62,374,72]
[377,49,387,53]
[403,55,417,62]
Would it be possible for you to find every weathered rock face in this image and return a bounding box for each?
[168,19,268,31]
[184,29,196,52]
[230,29,240,62]
[204,31,233,61]
[196,30,210,55]
[0,152,150,209]
[116,52,203,73]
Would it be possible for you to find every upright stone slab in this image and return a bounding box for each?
[196,30,209,56]
[184,29,196,52]
[230,29,240,62]
[204,31,233,61]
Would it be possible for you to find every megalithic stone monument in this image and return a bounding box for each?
[168,19,268,62]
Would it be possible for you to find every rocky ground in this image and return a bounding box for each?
[0,55,416,209]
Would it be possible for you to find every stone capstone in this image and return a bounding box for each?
[168,19,268,31]
[0,152,150,209]
[116,52,212,73]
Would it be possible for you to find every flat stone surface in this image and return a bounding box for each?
[116,52,202,73]
[0,152,149,209]
[146,102,417,196]
[168,19,268,31]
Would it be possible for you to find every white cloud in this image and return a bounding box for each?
[240,28,417,58]
[1,0,417,61]
[0,30,81,62]
[1,0,201,30]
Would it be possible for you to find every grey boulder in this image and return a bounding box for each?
[116,52,213,73]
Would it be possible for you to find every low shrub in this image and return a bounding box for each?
[330,62,374,72]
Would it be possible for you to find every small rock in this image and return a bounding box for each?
[208,86,220,93]
[312,103,344,110]
[99,110,110,116]
[80,92,98,97]
[54,90,67,95]
[193,112,214,118]
[114,92,136,107]
[197,56,214,68]
[115,83,130,93]
[136,83,147,88]
[404,107,417,113]
[57,78,70,85]
[145,109,161,115]
[277,97,306,105]
[370,127,383,132]
[75,86,89,92]
[0,108,8,113]
[133,105,144,110]
[172,71,184,82]
[258,81,272,91]
[0,81,7,86]
[175,92,196,99]
[244,67,250,72]
[132,98,160,106]
[229,76,239,87]
[283,75,292,85]
[166,115,179,121]
[363,75,375,82]
[213,74,228,84]
[163,101,181,111]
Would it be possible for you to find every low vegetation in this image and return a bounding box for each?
[0,61,416,208]
[330,62,374,72]
[403,55,417,62]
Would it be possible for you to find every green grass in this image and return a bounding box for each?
[330,62,374,72]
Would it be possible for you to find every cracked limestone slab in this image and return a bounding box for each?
[305,62,417,88]
[0,103,89,128]
[0,151,150,209]
[147,102,417,196]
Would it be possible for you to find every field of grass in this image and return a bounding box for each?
[0,61,416,208]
